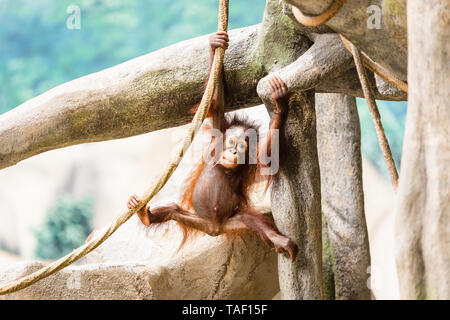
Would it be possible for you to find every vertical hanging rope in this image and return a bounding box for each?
[350,43,399,191]
[0,0,229,296]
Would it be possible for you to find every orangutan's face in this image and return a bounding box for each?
[220,126,248,169]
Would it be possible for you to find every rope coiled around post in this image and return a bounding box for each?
[0,0,229,296]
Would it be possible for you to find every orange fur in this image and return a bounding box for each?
[180,158,205,212]
[177,157,206,250]
[175,114,268,251]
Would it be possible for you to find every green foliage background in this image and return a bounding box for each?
[0,0,406,175]
[34,195,94,260]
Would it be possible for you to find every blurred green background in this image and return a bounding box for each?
[0,0,406,256]
[33,195,94,260]
[0,0,267,114]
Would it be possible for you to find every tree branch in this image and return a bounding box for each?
[0,1,408,171]
[0,26,264,170]
[286,0,407,81]
[258,33,406,102]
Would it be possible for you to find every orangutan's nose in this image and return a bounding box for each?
[209,226,220,237]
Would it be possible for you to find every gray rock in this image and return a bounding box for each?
[0,228,278,299]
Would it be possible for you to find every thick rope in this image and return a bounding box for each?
[0,0,229,296]
[291,0,347,27]
[340,35,408,93]
[350,43,399,191]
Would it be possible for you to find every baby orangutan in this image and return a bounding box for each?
[127,31,298,261]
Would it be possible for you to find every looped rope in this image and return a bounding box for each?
[291,0,347,27]
[0,0,229,296]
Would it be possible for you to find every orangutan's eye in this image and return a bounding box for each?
[226,136,236,148]
[237,141,247,153]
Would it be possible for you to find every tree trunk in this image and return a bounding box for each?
[316,93,371,299]
[322,214,335,300]
[271,90,324,299]
[395,0,450,299]
[258,0,324,299]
